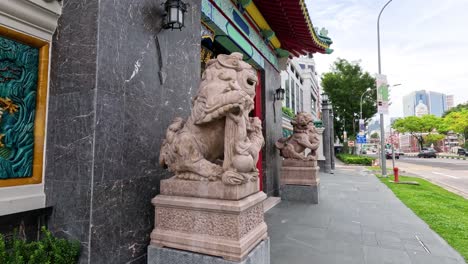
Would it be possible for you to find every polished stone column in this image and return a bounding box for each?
[321,96,332,174]
[330,108,336,171]
[315,127,325,161]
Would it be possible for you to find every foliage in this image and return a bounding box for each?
[281,106,295,119]
[321,58,376,141]
[336,153,375,165]
[443,109,468,142]
[0,227,80,264]
[392,115,442,150]
[424,133,445,146]
[442,102,468,117]
[379,175,468,262]
[370,132,379,139]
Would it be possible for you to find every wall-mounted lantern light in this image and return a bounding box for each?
[163,0,187,30]
[274,87,285,101]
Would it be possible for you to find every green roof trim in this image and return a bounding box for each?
[275,48,289,58]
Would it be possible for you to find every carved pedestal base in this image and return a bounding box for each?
[150,191,268,262]
[280,159,320,203]
[160,177,259,200]
[280,159,320,186]
[280,184,319,204]
[148,238,270,264]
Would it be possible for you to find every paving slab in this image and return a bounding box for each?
[265,165,466,264]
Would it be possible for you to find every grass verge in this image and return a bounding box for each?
[378,175,468,262]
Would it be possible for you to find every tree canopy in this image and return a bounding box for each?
[392,115,443,150]
[321,58,376,141]
[442,102,468,117]
[443,108,468,144]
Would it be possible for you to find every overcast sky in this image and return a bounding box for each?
[306,0,468,119]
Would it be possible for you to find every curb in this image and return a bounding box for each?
[404,154,467,160]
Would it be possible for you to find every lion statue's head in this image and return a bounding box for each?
[191,53,258,124]
[291,112,314,133]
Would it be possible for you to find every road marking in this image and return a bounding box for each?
[432,172,460,179]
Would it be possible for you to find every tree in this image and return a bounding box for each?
[321,58,377,141]
[424,134,445,148]
[442,102,468,117]
[392,115,442,150]
[370,132,379,138]
[443,109,468,146]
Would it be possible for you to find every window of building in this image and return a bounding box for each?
[299,88,304,112]
[291,79,296,112]
[299,64,305,70]
[285,77,290,108]
[311,93,316,112]
[308,65,315,72]
[290,65,294,73]
[295,84,300,113]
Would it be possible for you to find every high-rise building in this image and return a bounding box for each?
[402,90,447,117]
[446,95,454,110]
[281,55,321,120]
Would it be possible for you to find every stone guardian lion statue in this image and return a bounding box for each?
[159,53,264,185]
[276,112,320,161]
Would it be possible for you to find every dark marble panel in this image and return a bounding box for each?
[49,0,98,96]
[45,1,99,263]
[262,63,282,197]
[88,0,201,262]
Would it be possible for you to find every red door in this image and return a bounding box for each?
[253,70,263,191]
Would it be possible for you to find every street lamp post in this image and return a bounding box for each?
[360,87,372,120]
[377,0,393,177]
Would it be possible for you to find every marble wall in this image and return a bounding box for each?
[45,0,200,263]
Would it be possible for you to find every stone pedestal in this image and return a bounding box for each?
[280,159,320,204]
[150,179,268,262]
[148,238,270,264]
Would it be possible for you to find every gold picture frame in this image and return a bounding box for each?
[0,25,49,187]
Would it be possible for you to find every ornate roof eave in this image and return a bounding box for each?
[253,0,333,55]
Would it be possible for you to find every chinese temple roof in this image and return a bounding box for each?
[252,0,333,56]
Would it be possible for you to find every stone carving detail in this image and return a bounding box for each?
[156,203,263,240]
[239,203,264,237]
[159,52,264,185]
[156,207,239,239]
[275,112,320,162]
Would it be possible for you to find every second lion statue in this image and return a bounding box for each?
[275,112,320,161]
[159,52,264,185]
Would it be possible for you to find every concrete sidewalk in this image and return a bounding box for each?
[265,165,466,264]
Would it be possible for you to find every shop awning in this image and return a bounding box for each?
[253,0,333,56]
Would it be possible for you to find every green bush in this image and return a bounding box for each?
[337,153,375,165]
[0,227,80,264]
[281,106,295,119]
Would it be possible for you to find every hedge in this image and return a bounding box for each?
[337,153,375,166]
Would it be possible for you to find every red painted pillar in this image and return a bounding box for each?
[254,70,263,191]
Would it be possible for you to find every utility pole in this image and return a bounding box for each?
[377,0,393,177]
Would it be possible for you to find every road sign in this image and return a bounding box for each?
[356,134,366,144]
[348,141,355,147]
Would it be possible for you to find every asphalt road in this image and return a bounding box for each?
[373,154,468,198]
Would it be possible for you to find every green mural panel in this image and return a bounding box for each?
[0,36,39,179]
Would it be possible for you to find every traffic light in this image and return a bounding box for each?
[378,101,383,106]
